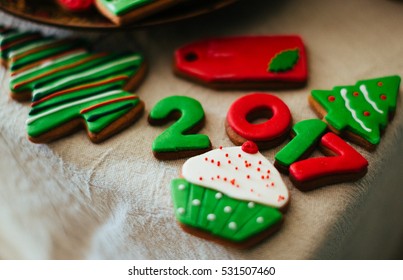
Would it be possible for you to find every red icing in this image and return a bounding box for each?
[80,95,138,114]
[58,0,93,12]
[227,93,292,142]
[289,133,368,183]
[174,36,307,85]
[241,141,259,154]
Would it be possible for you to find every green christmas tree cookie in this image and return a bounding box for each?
[309,75,401,150]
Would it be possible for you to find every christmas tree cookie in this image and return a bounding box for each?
[309,76,401,150]
[171,141,289,248]
[0,26,146,143]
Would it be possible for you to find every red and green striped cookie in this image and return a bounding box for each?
[0,26,147,143]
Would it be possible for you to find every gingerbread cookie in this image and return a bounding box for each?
[275,119,327,173]
[174,36,308,89]
[289,132,368,191]
[95,0,182,25]
[148,95,212,160]
[171,141,289,248]
[309,75,401,151]
[226,93,292,149]
[0,27,147,143]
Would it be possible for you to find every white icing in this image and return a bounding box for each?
[359,85,384,114]
[228,222,237,230]
[340,88,372,132]
[207,214,216,221]
[32,54,142,98]
[9,39,57,58]
[26,90,123,125]
[10,50,87,82]
[192,199,201,206]
[182,146,289,208]
[224,206,232,213]
[215,193,222,200]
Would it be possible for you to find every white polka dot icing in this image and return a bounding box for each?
[182,144,289,209]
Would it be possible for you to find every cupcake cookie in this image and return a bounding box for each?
[171,141,290,248]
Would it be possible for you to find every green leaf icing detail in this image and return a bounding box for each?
[275,119,327,168]
[311,75,401,145]
[268,48,299,73]
[171,179,282,242]
[149,96,211,153]
[0,26,145,140]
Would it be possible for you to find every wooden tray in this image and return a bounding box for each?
[0,0,239,30]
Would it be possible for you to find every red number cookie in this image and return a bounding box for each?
[226,93,292,149]
[289,132,368,191]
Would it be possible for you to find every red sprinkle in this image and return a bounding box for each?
[266,175,270,179]
[217,161,221,167]
[224,177,227,181]
[211,177,214,180]
[228,160,231,164]
[225,153,229,157]
[219,146,223,150]
[247,175,250,179]
[250,188,254,192]
[271,182,275,187]
[328,96,335,102]
[199,177,203,181]
[211,159,214,163]
[258,161,262,165]
[238,154,242,158]
[257,168,261,172]
[204,157,208,161]
[261,175,265,179]
[235,167,238,170]
[230,179,235,185]
[363,111,370,116]
[217,175,220,179]
[353,91,359,97]
[380,94,387,100]
[267,170,271,174]
[378,81,383,87]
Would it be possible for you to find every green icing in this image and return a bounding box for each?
[311,75,400,145]
[27,91,139,136]
[275,119,327,167]
[149,95,211,153]
[99,0,154,16]
[268,48,299,72]
[1,27,145,141]
[171,179,283,243]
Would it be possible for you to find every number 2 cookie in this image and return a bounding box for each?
[0,26,147,143]
[171,142,289,248]
[174,36,308,89]
[309,75,401,150]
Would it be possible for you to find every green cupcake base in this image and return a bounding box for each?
[171,178,283,243]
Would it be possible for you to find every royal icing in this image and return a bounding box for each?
[97,0,154,16]
[226,93,292,144]
[148,95,211,156]
[0,27,145,140]
[181,142,289,209]
[171,179,282,242]
[311,75,401,146]
[289,132,368,190]
[275,119,327,169]
[174,36,307,87]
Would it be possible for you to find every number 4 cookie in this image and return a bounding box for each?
[309,76,401,151]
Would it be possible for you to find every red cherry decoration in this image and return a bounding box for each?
[58,0,94,12]
[241,141,259,154]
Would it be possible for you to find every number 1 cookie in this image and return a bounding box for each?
[0,26,147,143]
[309,75,401,150]
[174,36,308,89]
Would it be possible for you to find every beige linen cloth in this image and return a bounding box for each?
[0,0,402,259]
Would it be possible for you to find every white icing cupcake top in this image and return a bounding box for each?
[182,142,289,209]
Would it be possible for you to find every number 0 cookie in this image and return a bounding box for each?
[0,26,147,143]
